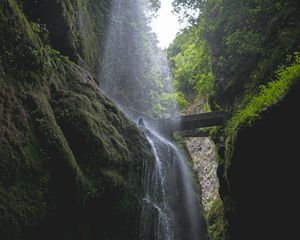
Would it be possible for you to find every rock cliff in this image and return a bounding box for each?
[0,1,154,239]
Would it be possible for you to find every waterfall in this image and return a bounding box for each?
[99,0,203,239]
[140,126,202,240]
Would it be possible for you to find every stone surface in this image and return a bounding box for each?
[186,137,219,211]
[184,97,220,212]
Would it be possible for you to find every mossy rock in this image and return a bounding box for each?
[22,0,111,73]
[0,2,154,239]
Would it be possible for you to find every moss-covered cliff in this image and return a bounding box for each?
[22,0,110,73]
[0,1,153,239]
[215,58,300,240]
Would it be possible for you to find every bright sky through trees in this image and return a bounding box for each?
[150,0,183,49]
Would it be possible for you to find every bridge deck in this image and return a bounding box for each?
[175,111,224,131]
[151,111,225,137]
[126,108,226,137]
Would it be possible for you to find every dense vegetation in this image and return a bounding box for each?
[224,53,300,173]
[169,0,300,239]
[169,0,300,110]
[168,25,214,106]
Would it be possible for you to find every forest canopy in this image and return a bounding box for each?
[168,0,300,110]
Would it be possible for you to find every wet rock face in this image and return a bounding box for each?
[186,137,219,211]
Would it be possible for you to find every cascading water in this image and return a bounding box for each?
[140,126,203,240]
[99,0,203,239]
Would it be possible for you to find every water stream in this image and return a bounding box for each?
[99,0,203,239]
[140,126,202,240]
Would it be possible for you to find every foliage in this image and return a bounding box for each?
[149,91,188,117]
[169,2,300,240]
[205,0,300,109]
[168,24,215,103]
[30,21,42,33]
[222,53,300,177]
[226,53,300,134]
[172,0,300,109]
[170,0,300,111]
[149,0,161,13]
[44,45,70,67]
[172,0,203,22]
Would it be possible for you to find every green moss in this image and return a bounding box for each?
[101,170,126,189]
[1,1,153,239]
[226,54,300,134]
[0,86,51,238]
[5,0,41,47]
[205,198,228,240]
[75,0,100,70]
[178,126,220,138]
[20,0,110,72]
[0,62,6,89]
[0,0,50,86]
[29,92,92,201]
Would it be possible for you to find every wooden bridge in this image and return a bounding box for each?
[126,108,226,138]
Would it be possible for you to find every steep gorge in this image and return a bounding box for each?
[1,0,300,240]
